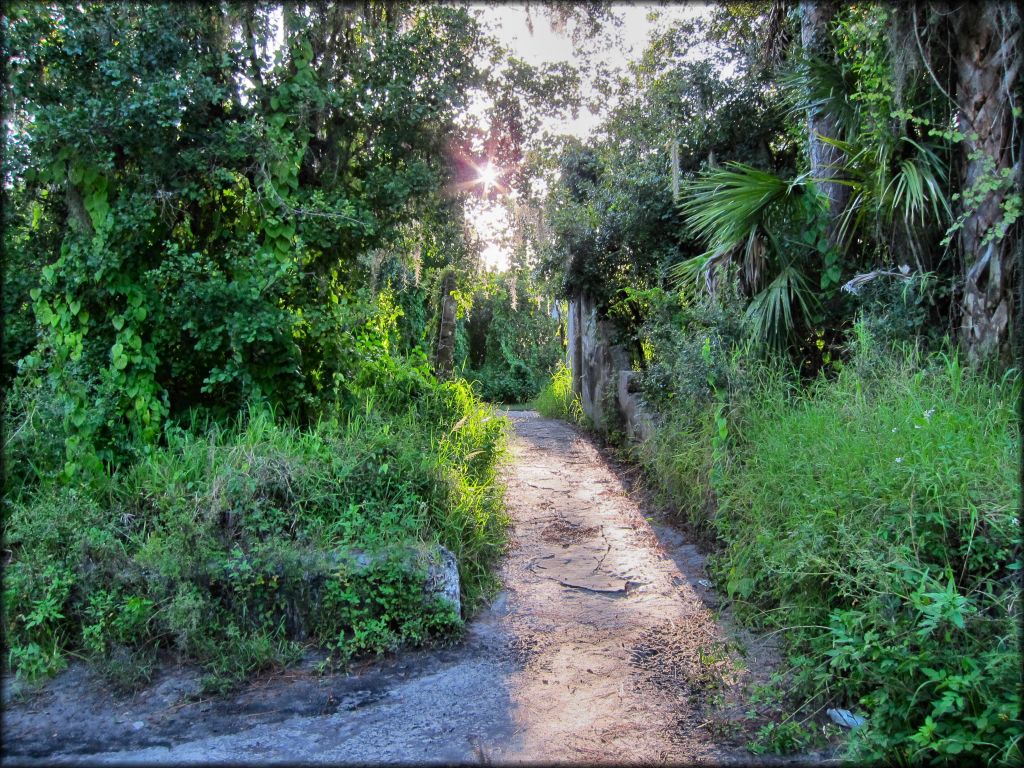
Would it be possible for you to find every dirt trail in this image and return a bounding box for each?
[487,410,773,763]
[3,411,788,765]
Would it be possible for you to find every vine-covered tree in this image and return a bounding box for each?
[3,2,485,477]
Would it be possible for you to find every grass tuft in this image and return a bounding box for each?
[532,362,583,423]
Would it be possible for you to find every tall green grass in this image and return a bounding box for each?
[642,339,1021,764]
[532,362,583,422]
[638,406,716,525]
[3,378,508,688]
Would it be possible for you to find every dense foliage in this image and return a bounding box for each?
[5,382,506,689]
[3,3,483,461]
[541,3,1019,369]
[539,15,793,333]
[633,319,1021,764]
[717,343,1019,763]
[461,269,563,403]
[1,2,514,688]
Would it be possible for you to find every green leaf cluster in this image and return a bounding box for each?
[3,2,486,480]
[462,270,564,404]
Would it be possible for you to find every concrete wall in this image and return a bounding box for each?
[566,292,654,444]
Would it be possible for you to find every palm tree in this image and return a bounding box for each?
[947,2,1021,365]
[670,163,819,352]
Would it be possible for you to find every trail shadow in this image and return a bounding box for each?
[2,601,523,763]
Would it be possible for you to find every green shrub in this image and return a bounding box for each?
[467,360,539,404]
[636,286,747,413]
[1,354,124,498]
[462,273,564,404]
[2,486,107,680]
[532,362,582,422]
[633,287,759,529]
[3,374,507,688]
[711,344,1021,764]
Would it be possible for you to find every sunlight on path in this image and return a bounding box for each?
[4,412,775,765]
[492,411,763,764]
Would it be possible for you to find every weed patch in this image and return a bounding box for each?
[3,379,507,690]
[640,337,1021,764]
[532,362,583,423]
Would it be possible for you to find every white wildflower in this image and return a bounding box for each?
[895,457,903,463]
[923,408,935,421]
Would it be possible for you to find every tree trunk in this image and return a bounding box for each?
[953,2,1021,366]
[435,269,457,380]
[799,0,849,245]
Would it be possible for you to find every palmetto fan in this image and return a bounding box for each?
[669,162,819,352]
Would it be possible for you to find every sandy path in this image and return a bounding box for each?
[491,410,757,764]
[3,411,781,765]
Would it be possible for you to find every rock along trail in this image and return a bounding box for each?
[3,411,788,765]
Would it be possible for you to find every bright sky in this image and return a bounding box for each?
[466,2,710,271]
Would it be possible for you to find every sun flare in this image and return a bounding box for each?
[478,161,500,191]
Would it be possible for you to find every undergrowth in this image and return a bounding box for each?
[639,325,1021,765]
[532,362,583,422]
[3,377,508,691]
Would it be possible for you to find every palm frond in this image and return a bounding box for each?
[670,252,713,288]
[677,162,799,259]
[780,54,861,140]
[814,134,860,183]
[744,265,817,351]
[816,133,952,258]
[671,163,819,352]
[885,137,952,228]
